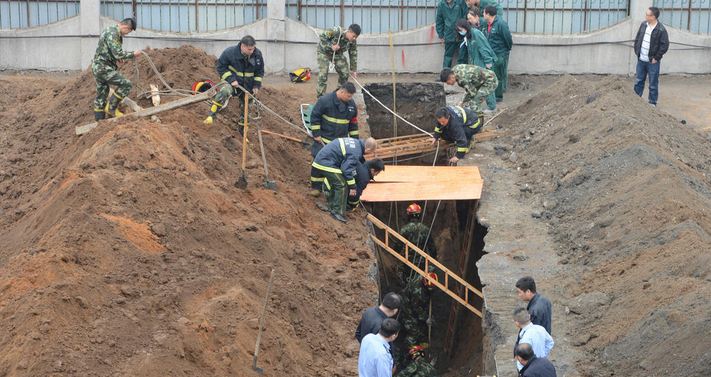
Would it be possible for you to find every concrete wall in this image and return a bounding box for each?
[1,0,710,75]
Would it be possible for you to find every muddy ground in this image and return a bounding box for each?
[2,48,711,377]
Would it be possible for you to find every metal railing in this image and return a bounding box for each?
[500,0,630,34]
[100,0,266,32]
[654,0,711,33]
[285,0,438,34]
[0,0,79,29]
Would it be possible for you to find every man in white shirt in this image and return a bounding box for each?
[359,318,400,377]
[513,307,554,371]
[633,7,669,107]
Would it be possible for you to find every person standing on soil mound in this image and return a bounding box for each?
[312,137,377,223]
[633,7,669,107]
[203,35,264,134]
[516,276,552,334]
[481,6,512,103]
[309,82,360,196]
[316,24,360,99]
[92,18,142,121]
[355,292,403,343]
[440,65,497,128]
[428,106,483,164]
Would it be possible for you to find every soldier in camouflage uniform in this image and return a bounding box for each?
[316,24,361,98]
[402,272,437,352]
[92,18,142,121]
[398,203,438,282]
[397,346,438,377]
[439,64,497,117]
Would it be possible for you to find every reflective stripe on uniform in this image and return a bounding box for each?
[254,76,262,82]
[311,124,321,130]
[469,117,481,130]
[323,115,350,124]
[434,127,442,133]
[322,137,332,144]
[312,161,343,174]
[348,200,359,205]
[346,179,356,186]
[457,147,468,152]
[338,138,347,155]
[221,71,232,80]
[323,177,331,190]
[311,176,326,182]
[349,130,359,136]
[455,106,467,124]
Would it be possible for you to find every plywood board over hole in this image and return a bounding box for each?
[361,166,483,202]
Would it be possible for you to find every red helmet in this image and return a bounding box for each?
[192,79,215,93]
[407,203,422,217]
[422,272,438,290]
[408,345,425,358]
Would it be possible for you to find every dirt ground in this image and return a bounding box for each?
[2,49,711,377]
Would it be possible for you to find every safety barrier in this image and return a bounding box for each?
[0,0,79,28]
[655,0,711,33]
[501,0,630,34]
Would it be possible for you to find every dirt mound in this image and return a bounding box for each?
[493,75,711,376]
[0,46,376,376]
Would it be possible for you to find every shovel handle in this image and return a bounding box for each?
[253,269,276,368]
[261,130,303,143]
[242,95,249,170]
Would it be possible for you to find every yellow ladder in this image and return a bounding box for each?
[366,213,483,318]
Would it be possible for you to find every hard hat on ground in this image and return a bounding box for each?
[289,68,311,83]
[407,203,422,217]
[192,79,215,94]
[422,272,438,290]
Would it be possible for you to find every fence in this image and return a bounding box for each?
[0,0,79,28]
[500,0,630,33]
[654,0,711,33]
[99,0,266,32]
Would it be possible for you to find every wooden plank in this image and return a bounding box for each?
[372,165,481,182]
[75,91,212,136]
[361,180,483,202]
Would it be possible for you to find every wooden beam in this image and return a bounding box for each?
[75,91,212,136]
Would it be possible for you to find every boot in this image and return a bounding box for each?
[330,211,347,223]
[203,101,223,124]
[316,202,330,212]
[310,189,321,197]
[94,109,106,121]
[105,93,124,118]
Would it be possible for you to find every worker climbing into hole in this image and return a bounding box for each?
[401,272,438,366]
[312,137,377,223]
[439,64,497,132]
[396,345,438,377]
[203,35,264,137]
[309,82,360,197]
[316,24,361,99]
[427,107,475,165]
[91,18,142,121]
[396,203,438,282]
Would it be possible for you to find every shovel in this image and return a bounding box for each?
[260,130,312,151]
[236,95,249,189]
[254,105,278,192]
[253,269,276,374]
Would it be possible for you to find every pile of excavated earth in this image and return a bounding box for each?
[1,45,709,377]
[485,75,711,377]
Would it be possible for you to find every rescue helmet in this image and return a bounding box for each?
[192,79,215,94]
[408,345,425,359]
[422,272,438,290]
[289,68,311,83]
[406,203,422,219]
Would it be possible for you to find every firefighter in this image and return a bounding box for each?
[312,137,377,223]
[426,107,472,165]
[203,35,264,136]
[316,24,360,98]
[309,82,360,196]
[347,158,385,211]
[91,18,142,120]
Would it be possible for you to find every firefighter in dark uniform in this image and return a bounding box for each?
[312,137,377,223]
[204,35,264,135]
[427,106,478,165]
[348,158,385,211]
[309,82,360,196]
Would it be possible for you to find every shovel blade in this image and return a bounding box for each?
[236,173,248,189]
[263,181,278,192]
[252,356,264,374]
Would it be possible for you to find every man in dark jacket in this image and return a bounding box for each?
[309,82,360,196]
[516,343,557,377]
[516,276,552,334]
[633,7,669,107]
[313,137,377,223]
[347,158,385,211]
[436,0,468,68]
[204,35,264,135]
[426,106,476,165]
[481,6,512,103]
[355,292,403,343]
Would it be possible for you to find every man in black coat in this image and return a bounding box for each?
[516,276,552,334]
[355,292,403,343]
[633,7,669,107]
[516,343,556,377]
